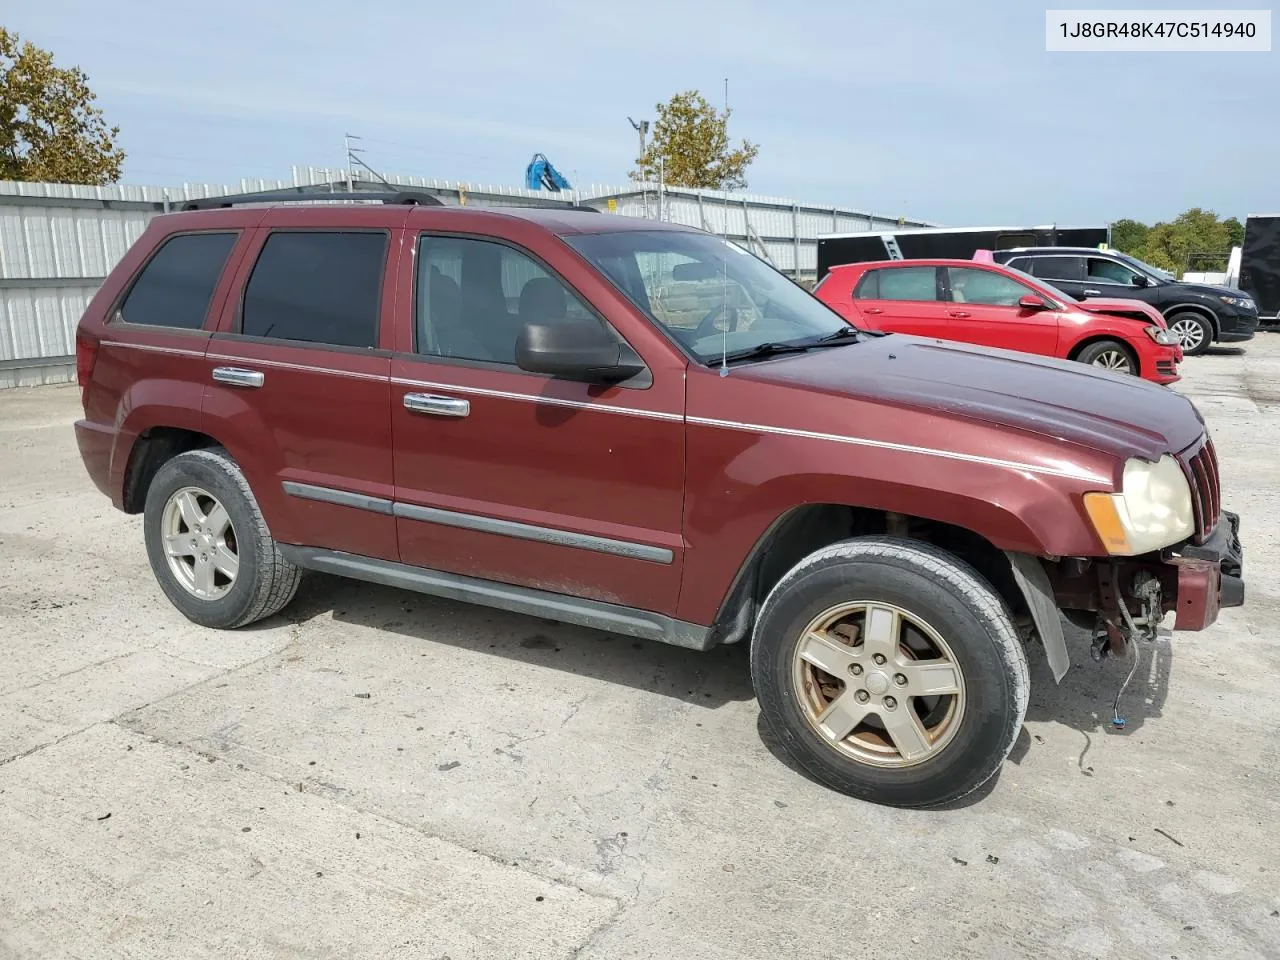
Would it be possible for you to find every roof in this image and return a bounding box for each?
[153,201,699,237]
[996,247,1119,255]
[818,224,1108,240]
[828,258,1019,271]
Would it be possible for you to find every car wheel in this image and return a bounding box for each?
[1167,312,1213,356]
[1077,339,1138,375]
[751,536,1028,808]
[143,447,301,629]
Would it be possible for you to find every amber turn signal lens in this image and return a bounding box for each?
[1082,493,1132,555]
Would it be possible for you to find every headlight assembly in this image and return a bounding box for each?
[1083,455,1195,555]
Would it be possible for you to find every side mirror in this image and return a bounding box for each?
[1131,274,1150,288]
[515,322,645,383]
[1018,295,1050,311]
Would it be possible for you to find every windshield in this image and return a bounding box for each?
[1115,252,1173,282]
[565,229,850,362]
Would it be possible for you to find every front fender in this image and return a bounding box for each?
[676,427,1108,625]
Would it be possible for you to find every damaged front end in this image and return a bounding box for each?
[1005,509,1245,724]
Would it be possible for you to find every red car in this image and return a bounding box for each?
[814,258,1183,384]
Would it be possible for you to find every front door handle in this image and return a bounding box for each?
[404,393,470,418]
[1083,288,1102,297]
[948,310,971,319]
[863,307,884,315]
[212,367,264,388]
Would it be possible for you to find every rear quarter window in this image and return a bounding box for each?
[118,232,238,330]
[858,266,939,301]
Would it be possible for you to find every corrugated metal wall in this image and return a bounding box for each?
[0,168,934,388]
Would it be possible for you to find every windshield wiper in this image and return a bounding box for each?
[709,341,815,366]
[813,326,863,344]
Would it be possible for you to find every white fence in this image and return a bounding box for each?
[0,166,934,388]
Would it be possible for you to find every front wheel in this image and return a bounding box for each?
[1076,339,1138,376]
[1167,311,1214,356]
[751,537,1028,808]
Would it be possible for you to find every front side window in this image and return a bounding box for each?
[1087,257,1139,285]
[119,232,238,330]
[945,267,1033,306]
[241,231,387,348]
[566,229,849,362]
[416,235,605,365]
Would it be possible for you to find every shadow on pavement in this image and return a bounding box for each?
[274,571,756,709]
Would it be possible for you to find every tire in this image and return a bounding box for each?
[143,447,301,629]
[751,536,1028,808]
[1076,339,1138,376]
[1166,311,1214,356]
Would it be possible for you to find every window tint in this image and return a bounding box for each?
[863,266,938,302]
[416,235,603,364]
[1087,257,1139,285]
[241,232,387,348]
[119,232,237,329]
[1027,256,1085,281]
[946,267,1033,306]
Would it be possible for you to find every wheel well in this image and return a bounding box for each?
[1163,304,1219,336]
[1067,335,1140,374]
[121,427,221,514]
[712,504,1026,643]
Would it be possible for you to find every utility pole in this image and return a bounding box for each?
[627,117,649,164]
[344,133,356,192]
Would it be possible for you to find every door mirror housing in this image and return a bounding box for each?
[1017,294,1051,311]
[1131,274,1150,288]
[515,322,646,383]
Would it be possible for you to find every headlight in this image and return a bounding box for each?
[1219,295,1254,309]
[1145,325,1181,346]
[1083,455,1195,555]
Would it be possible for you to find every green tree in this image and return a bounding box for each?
[0,27,124,184]
[1138,208,1240,276]
[1109,218,1149,257]
[632,90,759,190]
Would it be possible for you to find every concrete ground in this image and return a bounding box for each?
[2,338,1279,960]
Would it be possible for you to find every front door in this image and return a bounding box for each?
[388,232,686,615]
[941,266,1060,355]
[204,215,401,561]
[854,265,953,338]
[1083,256,1159,307]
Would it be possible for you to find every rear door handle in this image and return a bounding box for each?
[404,393,470,418]
[863,307,884,315]
[212,367,264,388]
[948,310,971,319]
[1083,288,1102,297]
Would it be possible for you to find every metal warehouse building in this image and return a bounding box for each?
[0,166,933,388]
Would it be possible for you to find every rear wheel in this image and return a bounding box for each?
[751,537,1028,808]
[1167,311,1213,356]
[144,448,300,629]
[1077,339,1138,376]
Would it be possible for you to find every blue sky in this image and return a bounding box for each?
[8,0,1277,225]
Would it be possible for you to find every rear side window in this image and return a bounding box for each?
[119,232,237,330]
[241,231,388,348]
[857,266,939,301]
[1027,256,1085,281]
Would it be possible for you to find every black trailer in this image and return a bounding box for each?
[816,224,1111,280]
[1240,215,1280,322]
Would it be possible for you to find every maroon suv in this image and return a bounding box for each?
[74,195,1245,808]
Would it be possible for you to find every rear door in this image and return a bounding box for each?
[204,212,402,560]
[941,266,1059,355]
[853,265,951,337]
[1022,255,1089,300]
[388,228,687,615]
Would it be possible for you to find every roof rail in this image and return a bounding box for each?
[179,188,445,211]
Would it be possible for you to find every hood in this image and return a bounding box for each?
[1071,297,1166,325]
[735,334,1204,461]
[1177,281,1243,299]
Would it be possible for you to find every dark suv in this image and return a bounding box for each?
[995,247,1259,356]
[73,195,1244,808]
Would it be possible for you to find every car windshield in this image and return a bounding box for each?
[998,262,1080,304]
[565,229,851,362]
[1116,253,1173,282]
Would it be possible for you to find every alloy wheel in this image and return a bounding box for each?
[161,486,239,600]
[1091,349,1132,374]
[791,601,966,767]
[1170,317,1206,352]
